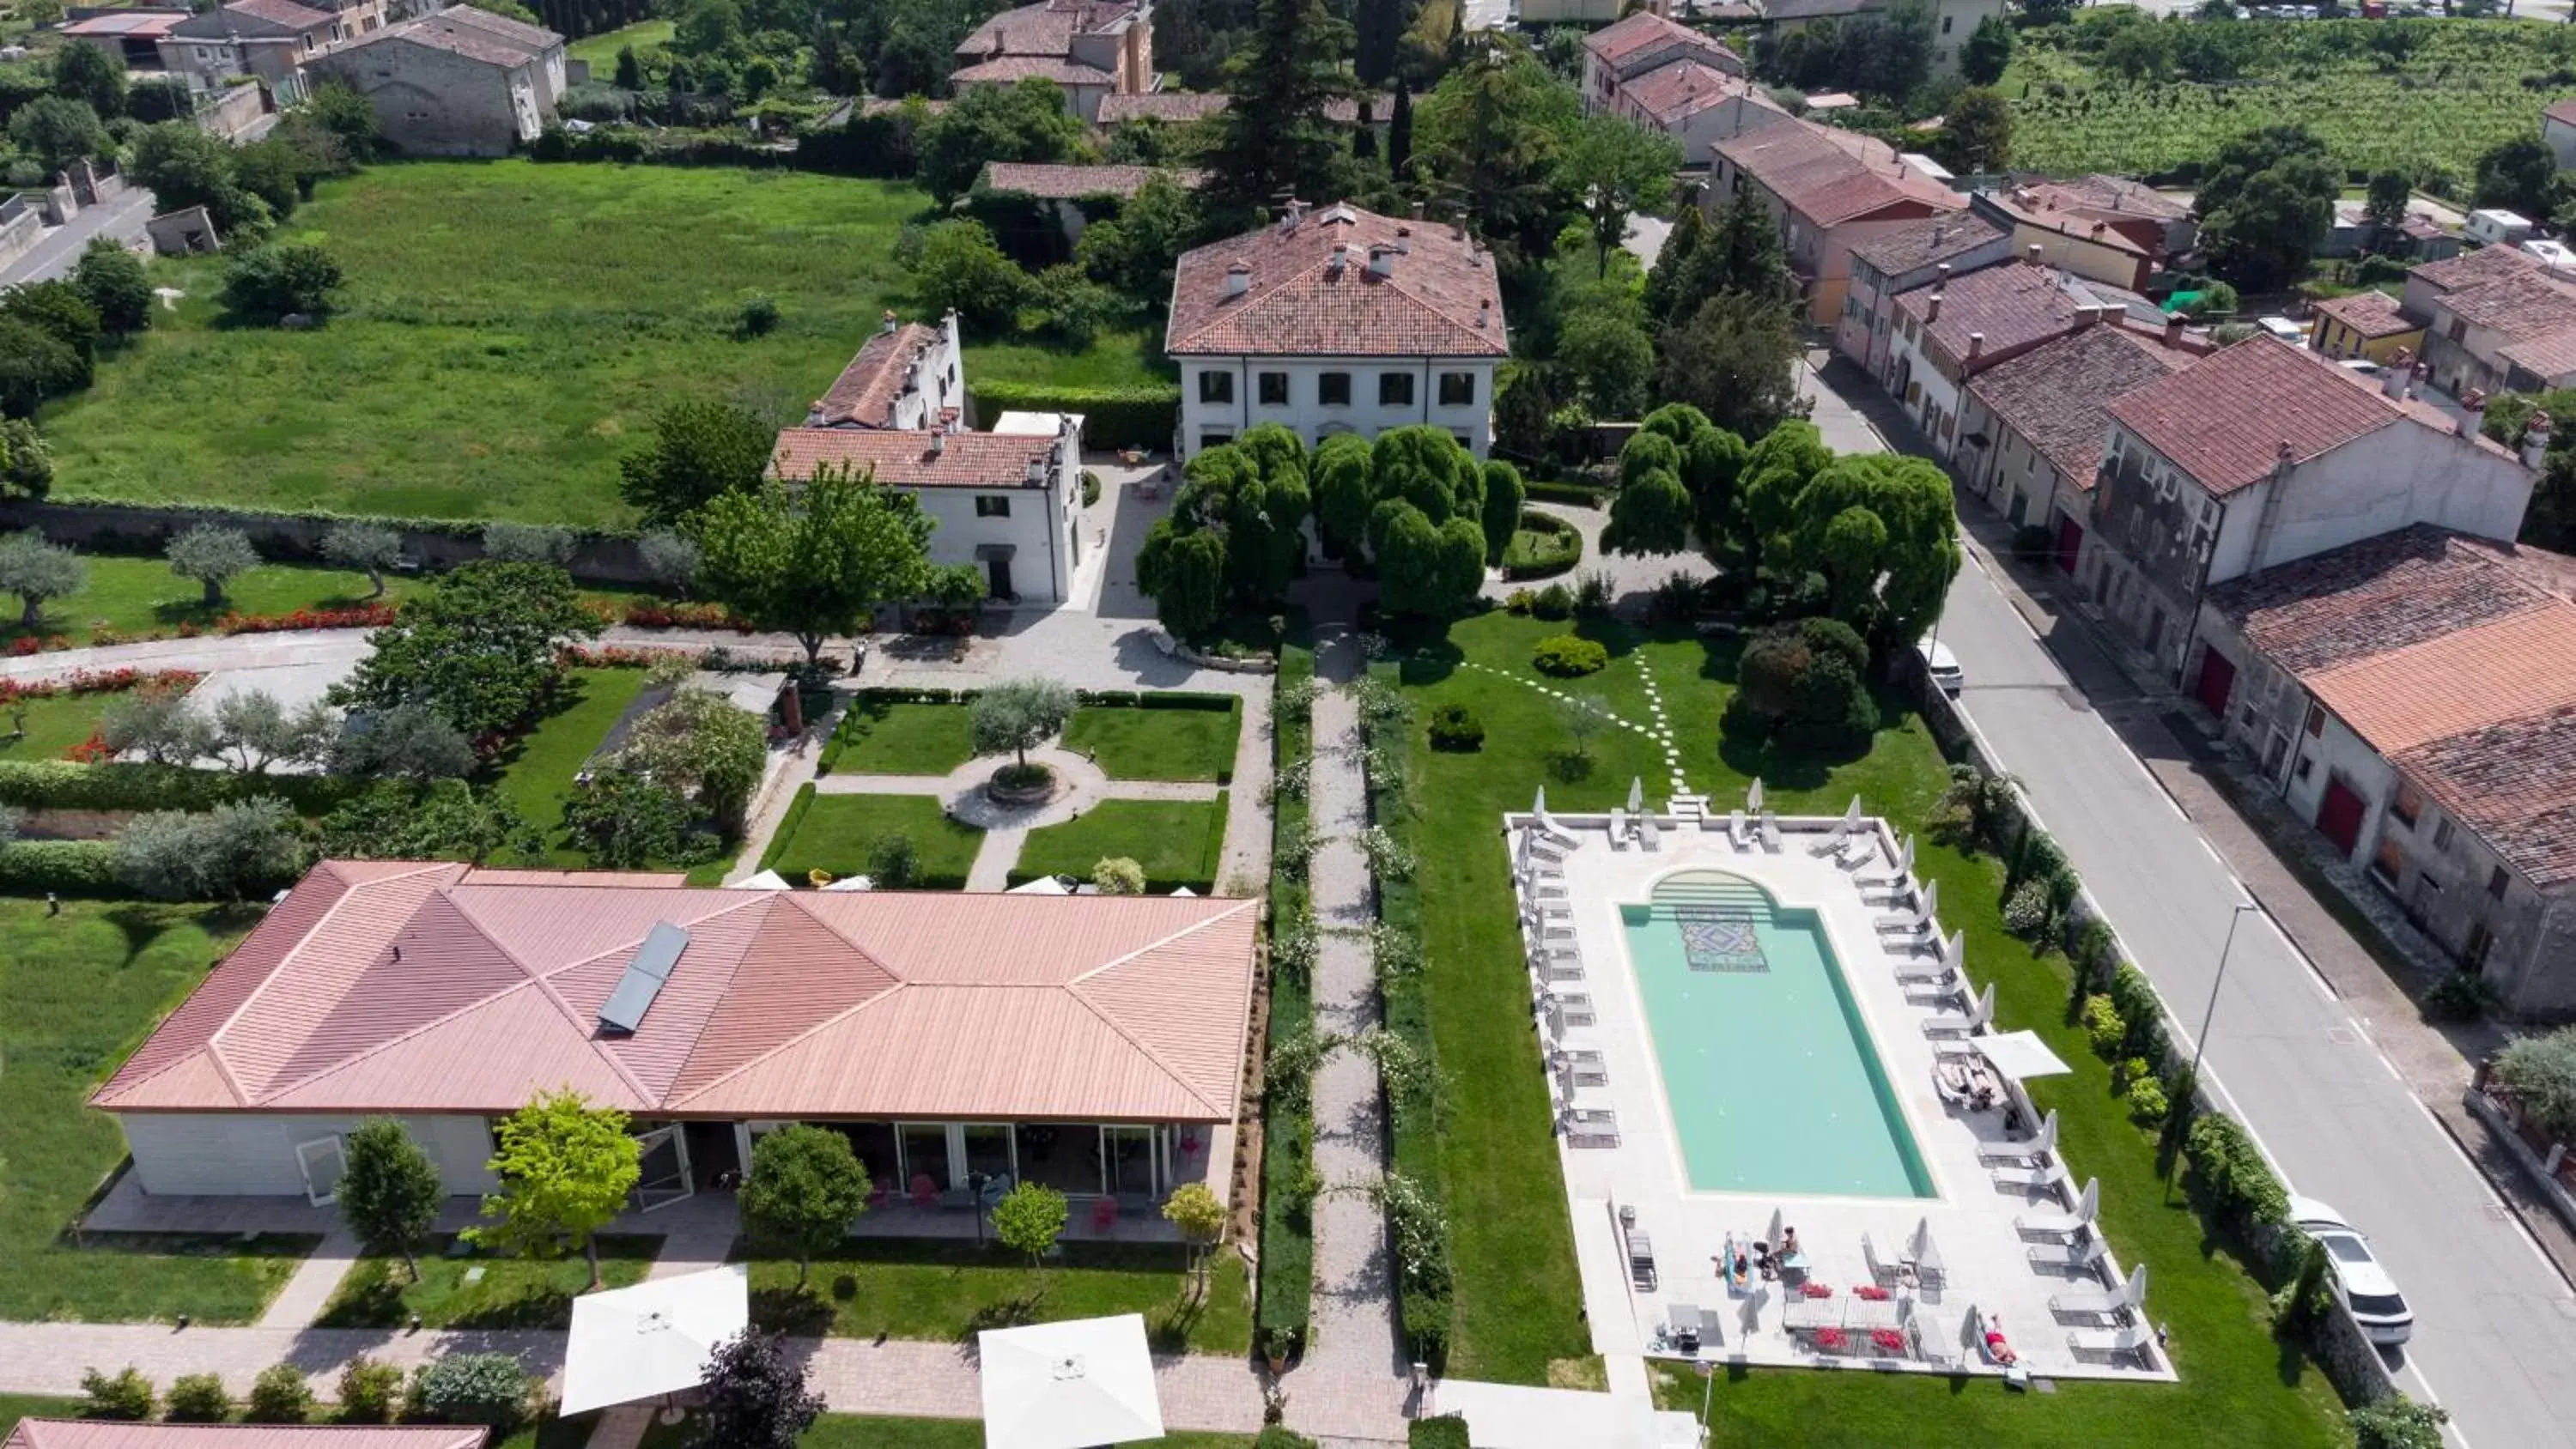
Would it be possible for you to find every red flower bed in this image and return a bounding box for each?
[1801,1282,1833,1300]
[216,603,399,635]
[1854,1284,1891,1301]
[558,644,702,670]
[619,600,749,633]
[1869,1328,1908,1354]
[62,727,113,763]
[8,635,71,656]
[0,667,201,700]
[1814,1327,1846,1350]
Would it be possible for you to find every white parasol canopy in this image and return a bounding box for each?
[1008,875,1070,895]
[2069,1177,2101,1225]
[729,869,790,890]
[2118,1262,2151,1311]
[818,874,875,892]
[978,1313,1165,1449]
[1628,776,1644,813]
[1910,1218,1943,1281]
[1976,1030,2073,1082]
[1917,877,1940,924]
[1893,835,1915,876]
[1838,796,1862,832]
[1747,778,1765,813]
[560,1264,750,1415]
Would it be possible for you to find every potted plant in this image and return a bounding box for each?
[1263,1327,1295,1375]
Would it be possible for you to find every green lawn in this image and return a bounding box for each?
[1062,702,1242,782]
[762,791,984,888]
[482,667,653,866]
[35,162,1153,527]
[315,1234,659,1330]
[0,899,319,1324]
[969,326,1176,393]
[0,555,422,644]
[745,1239,1250,1355]
[1012,797,1228,890]
[565,16,673,67]
[638,1413,1256,1449]
[826,700,977,777]
[0,690,118,761]
[0,1399,80,1441]
[1384,613,2344,1443]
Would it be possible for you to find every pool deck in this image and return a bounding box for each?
[1510,804,2177,1385]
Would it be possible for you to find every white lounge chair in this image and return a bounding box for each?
[1759,813,1783,851]
[2026,1233,2111,1276]
[1638,814,1661,852]
[1549,1046,1608,1088]
[1894,955,1955,985]
[1607,805,1633,849]
[2014,1179,2099,1240]
[2050,1264,2148,1323]
[1909,1306,1961,1368]
[1992,1161,2069,1197]
[1663,1301,1713,1355]
[1922,983,1996,1039]
[1562,1108,1620,1148]
[2067,1325,2156,1367]
[1726,809,1752,850]
[1930,1062,1975,1110]
[1976,1110,2058,1166]
[1862,1232,1902,1287]
[1627,1228,1657,1291]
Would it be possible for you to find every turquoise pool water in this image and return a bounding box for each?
[1621,870,1935,1198]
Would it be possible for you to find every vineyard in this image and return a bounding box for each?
[2010,17,2576,179]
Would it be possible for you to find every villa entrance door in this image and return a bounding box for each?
[295,1136,347,1206]
[632,1126,694,1211]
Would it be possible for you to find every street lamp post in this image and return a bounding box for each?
[1696,1360,1716,1448]
[2167,902,2262,1194]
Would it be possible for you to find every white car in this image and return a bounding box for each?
[2290,1197,2415,1345]
[1917,637,1963,695]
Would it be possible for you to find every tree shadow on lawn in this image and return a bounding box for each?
[1713,682,1921,793]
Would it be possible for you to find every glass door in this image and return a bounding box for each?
[962,1124,1015,1197]
[631,1125,694,1211]
[295,1136,347,1206]
[898,1124,951,1198]
[1103,1125,1159,1199]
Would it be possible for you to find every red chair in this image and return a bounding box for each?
[867,1177,892,1210]
[1090,1196,1120,1232]
[909,1173,939,1210]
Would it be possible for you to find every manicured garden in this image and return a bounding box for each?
[1012,797,1229,892]
[822,699,978,778]
[743,1238,1250,1355]
[481,666,654,866]
[0,690,119,760]
[0,556,423,646]
[314,1234,660,1331]
[637,1414,1258,1448]
[33,162,1152,527]
[1384,612,2346,1442]
[1062,699,1243,782]
[0,898,318,1324]
[760,791,984,888]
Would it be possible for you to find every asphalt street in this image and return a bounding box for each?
[0,186,152,286]
[1801,359,2576,1448]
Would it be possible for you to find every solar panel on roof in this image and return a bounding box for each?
[598,922,688,1034]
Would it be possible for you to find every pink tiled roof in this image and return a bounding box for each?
[2434,269,2576,335]
[343,4,559,65]
[957,0,1136,59]
[1980,186,2152,258]
[95,866,1262,1123]
[2304,603,2576,755]
[1716,120,1959,227]
[224,0,335,29]
[2207,525,2567,674]
[6,1428,486,1449]
[1891,261,2105,375]
[813,322,942,428]
[951,55,1114,85]
[2395,705,2576,887]
[2500,326,2576,382]
[1621,60,1754,124]
[1848,213,2006,277]
[2410,242,2543,297]
[1585,9,1739,71]
[2031,173,2190,221]
[1165,201,1507,359]
[1097,92,1228,124]
[2311,288,2412,338]
[979,162,1202,199]
[2106,336,2431,497]
[769,428,1058,488]
[2549,97,2576,130]
[1965,324,2186,486]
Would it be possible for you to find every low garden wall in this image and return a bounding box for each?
[0,499,665,586]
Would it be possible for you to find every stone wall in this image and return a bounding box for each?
[0,195,42,274]
[196,82,270,140]
[0,497,661,585]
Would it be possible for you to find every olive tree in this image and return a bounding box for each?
[319,520,403,598]
[969,678,1076,770]
[0,530,85,627]
[167,525,259,609]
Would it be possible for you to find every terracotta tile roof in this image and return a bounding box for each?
[769,428,1060,488]
[1965,325,2187,486]
[1892,261,2106,374]
[957,0,1136,60]
[2433,269,2576,336]
[1716,120,1959,227]
[1849,213,2006,277]
[1585,10,1740,71]
[2307,602,2576,751]
[343,4,559,64]
[2410,243,2543,297]
[2550,97,2576,129]
[2395,706,2576,887]
[1620,60,1753,124]
[5,1427,486,1449]
[812,323,942,428]
[2106,336,2432,496]
[1165,201,1507,359]
[1322,94,1397,125]
[978,162,1201,200]
[2312,288,2413,338]
[951,55,1114,85]
[95,868,1262,1123]
[2499,327,2576,382]
[1979,186,2152,258]
[2032,173,2191,221]
[223,0,335,28]
[1097,92,1228,124]
[434,4,559,52]
[2206,525,2567,674]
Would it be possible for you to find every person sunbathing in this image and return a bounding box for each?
[1984,1315,2019,1367]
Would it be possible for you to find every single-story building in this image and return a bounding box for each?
[2308,288,2422,365]
[95,862,1259,1214]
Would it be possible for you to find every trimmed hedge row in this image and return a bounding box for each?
[0,839,122,894]
[1523,480,1608,508]
[0,761,360,817]
[1366,660,1451,1369]
[1502,512,1583,580]
[1255,644,1316,1358]
[969,381,1180,452]
[1075,689,1236,712]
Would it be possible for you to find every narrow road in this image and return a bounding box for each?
[1804,358,2576,1447]
[2,186,153,286]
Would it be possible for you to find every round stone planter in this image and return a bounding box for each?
[985,764,1060,807]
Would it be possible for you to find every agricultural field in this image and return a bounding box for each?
[2009,16,2576,179]
[36,161,1160,528]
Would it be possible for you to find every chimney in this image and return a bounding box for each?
[1412,200,1426,221]
[929,432,945,457]
[1369,243,1395,278]
[880,309,898,335]
[805,399,825,426]
[2383,346,2411,398]
[1395,225,1413,253]
[2026,244,2044,266]
[1026,452,1047,484]
[1279,199,1304,233]
[1454,214,1468,241]
[1931,220,1948,248]
[1329,242,1349,273]
[2163,312,2185,348]
[1925,291,1943,324]
[1935,261,1951,287]
[2525,410,2554,470]
[1967,330,1984,361]
[1478,297,1491,330]
[1224,261,1250,298]
[2273,440,2295,482]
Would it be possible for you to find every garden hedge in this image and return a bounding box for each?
[1256,645,1317,1358]
[1501,511,1583,579]
[969,381,1180,452]
[1523,480,1607,508]
[1075,688,1235,712]
[0,761,358,817]
[0,840,122,894]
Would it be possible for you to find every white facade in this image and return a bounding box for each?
[121,1112,498,1199]
[911,413,1084,605]
[1883,313,1969,459]
[1178,356,1495,461]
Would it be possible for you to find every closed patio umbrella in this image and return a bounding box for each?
[1628,776,1644,814]
[1748,778,1765,813]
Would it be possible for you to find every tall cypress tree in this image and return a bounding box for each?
[1204,0,1353,220]
[1388,76,1413,179]
[1355,0,1414,88]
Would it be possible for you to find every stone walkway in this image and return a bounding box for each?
[1279,623,1414,1446]
[255,1230,359,1331]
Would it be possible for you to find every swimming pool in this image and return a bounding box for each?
[1621,870,1935,1198]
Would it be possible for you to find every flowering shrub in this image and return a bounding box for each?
[62,728,113,763]
[1,668,200,701]
[557,644,704,670]
[1814,1327,1846,1350]
[1801,1281,1833,1299]
[8,635,70,655]
[1870,1329,1907,1354]
[618,600,748,632]
[1360,824,1416,882]
[218,603,399,635]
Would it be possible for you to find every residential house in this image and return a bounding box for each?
[1970,179,2180,294]
[60,9,189,71]
[2076,336,2535,682]
[2549,97,2576,170]
[772,422,1084,603]
[161,0,340,91]
[1165,199,1508,462]
[2318,200,2458,262]
[1528,0,1670,20]
[1711,118,1965,325]
[974,161,1204,246]
[1581,10,1742,118]
[802,310,966,434]
[1094,90,1226,127]
[2308,289,2423,366]
[8,1427,487,1449]
[2194,524,2576,1015]
[1881,255,2136,458]
[1956,320,2193,573]
[1833,210,2010,377]
[2414,259,2576,397]
[309,5,566,157]
[1758,0,2011,76]
[951,0,1152,123]
[1609,59,1788,167]
[95,864,1256,1210]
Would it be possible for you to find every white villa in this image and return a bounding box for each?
[1163,200,1508,462]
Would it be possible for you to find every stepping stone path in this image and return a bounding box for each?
[1456,657,1694,799]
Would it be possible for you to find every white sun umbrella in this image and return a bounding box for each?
[1911,1218,1944,1287]
[1916,877,1940,925]
[1765,1205,1784,1249]
[2069,1177,2100,1226]
[978,1313,1165,1449]
[2029,1109,2060,1157]
[1975,1029,2072,1082]
[1944,930,1965,967]
[1747,777,1765,813]
[1628,776,1644,814]
[559,1264,750,1415]
[2121,1263,2152,1312]
[1008,875,1070,895]
[1893,834,1916,876]
[728,869,790,890]
[1534,785,1549,820]
[1965,980,1997,1029]
[1838,796,1862,834]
